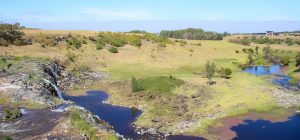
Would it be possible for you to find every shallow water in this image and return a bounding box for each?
[244,65,299,90]
[65,91,142,139]
[232,114,300,140]
[65,91,206,139]
[238,65,300,139]
[243,65,280,76]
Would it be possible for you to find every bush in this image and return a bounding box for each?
[219,67,232,79]
[128,36,142,47]
[66,51,77,62]
[66,37,81,49]
[205,61,216,84]
[88,36,97,42]
[131,77,144,92]
[295,52,300,67]
[280,56,290,66]
[96,40,105,50]
[0,38,9,47]
[13,40,24,46]
[175,40,187,46]
[158,43,167,48]
[285,38,294,46]
[2,108,21,121]
[0,23,24,45]
[108,47,119,53]
[288,76,299,84]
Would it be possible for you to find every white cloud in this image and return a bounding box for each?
[80,8,156,20]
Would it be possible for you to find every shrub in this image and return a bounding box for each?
[235,50,239,54]
[280,56,290,66]
[175,40,187,46]
[131,77,144,92]
[205,61,216,83]
[295,52,300,67]
[0,23,24,45]
[13,40,24,46]
[96,40,105,50]
[158,43,167,48]
[128,36,142,47]
[219,67,232,79]
[2,108,21,121]
[240,38,251,46]
[288,76,299,84]
[0,38,9,47]
[255,46,259,54]
[66,37,81,49]
[108,47,119,53]
[295,40,300,45]
[263,46,272,60]
[88,36,97,42]
[285,38,294,46]
[66,51,77,62]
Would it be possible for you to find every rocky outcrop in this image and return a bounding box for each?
[0,57,64,106]
[272,89,300,107]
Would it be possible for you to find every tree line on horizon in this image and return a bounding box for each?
[159,28,225,40]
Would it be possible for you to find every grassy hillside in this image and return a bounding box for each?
[1,29,299,138]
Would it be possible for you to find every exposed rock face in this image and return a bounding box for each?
[0,58,64,106]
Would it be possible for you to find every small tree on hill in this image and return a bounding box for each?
[263,46,272,60]
[248,53,254,66]
[205,61,216,85]
[255,46,259,55]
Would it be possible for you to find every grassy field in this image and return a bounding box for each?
[1,30,299,137]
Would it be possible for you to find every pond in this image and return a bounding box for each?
[65,91,142,139]
[244,65,299,90]
[243,65,281,76]
[232,114,300,140]
[65,91,205,140]
[238,65,300,140]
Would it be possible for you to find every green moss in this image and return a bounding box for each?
[138,76,184,95]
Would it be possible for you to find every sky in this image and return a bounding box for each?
[1,0,300,33]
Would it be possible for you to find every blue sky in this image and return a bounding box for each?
[1,0,300,32]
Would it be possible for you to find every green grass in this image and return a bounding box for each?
[70,111,99,140]
[0,58,7,69]
[138,76,185,95]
